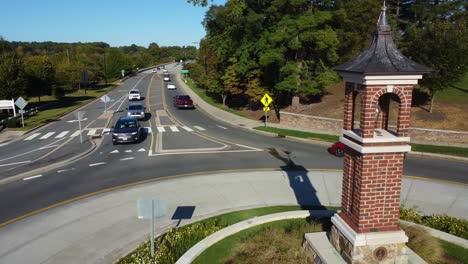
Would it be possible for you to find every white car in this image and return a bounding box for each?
[128,89,141,101]
[167,83,176,90]
[164,76,170,82]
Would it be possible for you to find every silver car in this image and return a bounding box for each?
[127,103,146,120]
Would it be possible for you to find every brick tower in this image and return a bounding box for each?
[330,2,431,263]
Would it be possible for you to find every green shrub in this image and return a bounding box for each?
[5,118,20,128]
[400,208,468,239]
[118,221,222,264]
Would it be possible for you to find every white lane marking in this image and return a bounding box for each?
[87,129,97,136]
[194,126,205,131]
[235,144,263,151]
[23,174,42,181]
[120,157,135,161]
[89,162,106,167]
[114,76,146,112]
[110,150,119,154]
[24,133,41,141]
[0,160,31,167]
[57,168,75,173]
[149,149,262,156]
[169,126,179,132]
[39,132,55,139]
[0,138,65,162]
[55,131,70,138]
[102,128,111,135]
[125,150,132,153]
[137,148,146,152]
[67,118,88,123]
[216,125,227,129]
[70,130,81,137]
[39,144,58,150]
[181,126,194,132]
[157,126,166,132]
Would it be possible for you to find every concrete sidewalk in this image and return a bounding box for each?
[0,170,466,264]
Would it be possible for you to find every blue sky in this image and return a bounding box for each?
[0,0,226,47]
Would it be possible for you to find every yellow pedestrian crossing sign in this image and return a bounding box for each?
[260,93,273,107]
[263,106,270,111]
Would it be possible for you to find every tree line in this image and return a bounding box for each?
[0,39,196,101]
[186,0,467,114]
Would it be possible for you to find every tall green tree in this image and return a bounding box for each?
[24,55,55,102]
[0,52,26,99]
[405,19,468,113]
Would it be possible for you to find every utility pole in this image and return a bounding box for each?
[103,51,108,85]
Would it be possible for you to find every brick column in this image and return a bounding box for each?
[343,82,355,131]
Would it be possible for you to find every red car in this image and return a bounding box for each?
[329,142,345,157]
[173,95,194,109]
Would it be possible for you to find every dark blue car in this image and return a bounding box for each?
[112,116,141,145]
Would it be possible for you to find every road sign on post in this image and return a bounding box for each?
[15,97,28,127]
[121,69,125,78]
[100,95,111,112]
[260,94,273,128]
[138,197,166,258]
[74,111,85,144]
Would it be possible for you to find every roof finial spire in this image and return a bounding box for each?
[377,0,389,28]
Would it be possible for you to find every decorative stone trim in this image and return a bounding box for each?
[343,129,410,143]
[331,214,408,247]
[338,73,423,85]
[340,136,411,153]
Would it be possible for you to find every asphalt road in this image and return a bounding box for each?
[0,63,467,224]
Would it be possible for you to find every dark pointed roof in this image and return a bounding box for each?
[334,2,431,75]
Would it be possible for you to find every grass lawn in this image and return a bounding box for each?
[436,72,468,105]
[196,218,468,264]
[193,218,327,264]
[14,85,115,131]
[183,78,249,118]
[439,239,468,264]
[254,126,468,158]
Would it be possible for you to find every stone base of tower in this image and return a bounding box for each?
[330,213,409,264]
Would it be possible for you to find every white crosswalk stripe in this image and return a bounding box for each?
[21,124,221,142]
[39,132,55,139]
[87,129,97,136]
[55,131,70,138]
[70,131,81,137]
[24,133,41,141]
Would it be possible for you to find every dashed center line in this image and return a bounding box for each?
[216,125,227,129]
[89,162,106,167]
[194,126,205,131]
[23,175,42,181]
[120,157,135,161]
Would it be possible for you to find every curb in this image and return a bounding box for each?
[408,151,468,162]
[176,210,336,264]
[174,211,468,263]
